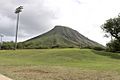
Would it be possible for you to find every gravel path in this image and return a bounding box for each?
[0,74,12,80]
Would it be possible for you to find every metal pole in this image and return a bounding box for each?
[0,36,2,50]
[111,35,113,41]
[15,13,20,50]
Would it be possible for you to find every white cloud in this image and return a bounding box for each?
[51,0,120,45]
[0,0,120,45]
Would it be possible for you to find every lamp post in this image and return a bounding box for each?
[0,34,4,50]
[14,6,23,50]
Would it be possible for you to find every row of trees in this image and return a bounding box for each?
[0,41,105,50]
[0,41,24,49]
[1,41,15,49]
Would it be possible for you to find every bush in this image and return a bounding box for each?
[93,47,105,51]
[106,40,120,52]
[2,41,15,50]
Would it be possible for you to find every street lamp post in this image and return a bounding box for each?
[14,6,23,50]
[0,34,4,50]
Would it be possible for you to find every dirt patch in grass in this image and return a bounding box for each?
[0,66,120,80]
[14,69,52,74]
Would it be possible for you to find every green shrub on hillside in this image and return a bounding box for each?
[106,40,120,52]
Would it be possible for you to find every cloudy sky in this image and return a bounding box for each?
[0,0,120,45]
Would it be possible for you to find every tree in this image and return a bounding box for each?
[2,41,15,50]
[106,39,120,52]
[101,15,120,42]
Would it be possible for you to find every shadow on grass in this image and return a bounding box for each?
[92,50,120,59]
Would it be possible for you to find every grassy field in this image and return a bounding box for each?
[0,48,120,80]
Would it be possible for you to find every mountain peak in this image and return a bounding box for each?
[54,25,66,28]
[53,25,68,30]
[23,25,104,49]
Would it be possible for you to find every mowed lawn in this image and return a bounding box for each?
[0,49,120,80]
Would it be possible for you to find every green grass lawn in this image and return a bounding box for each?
[0,48,120,80]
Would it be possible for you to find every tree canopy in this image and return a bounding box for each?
[102,15,120,42]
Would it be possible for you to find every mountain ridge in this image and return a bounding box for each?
[23,25,104,49]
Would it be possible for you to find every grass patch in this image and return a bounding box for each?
[0,49,119,80]
[92,50,120,59]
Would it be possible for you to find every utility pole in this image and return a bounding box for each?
[0,34,4,50]
[14,6,23,50]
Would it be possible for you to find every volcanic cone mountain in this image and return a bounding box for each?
[23,26,104,49]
